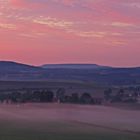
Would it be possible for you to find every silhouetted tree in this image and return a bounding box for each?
[111,88,124,102]
[80,93,92,104]
[104,88,112,101]
[46,90,54,102]
[71,93,79,103]
[56,88,65,103]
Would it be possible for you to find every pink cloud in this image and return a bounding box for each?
[0,0,140,66]
[10,0,47,9]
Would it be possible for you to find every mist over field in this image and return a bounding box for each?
[0,104,140,140]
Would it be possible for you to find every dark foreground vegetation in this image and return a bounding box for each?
[104,87,140,104]
[0,86,140,105]
[0,88,102,105]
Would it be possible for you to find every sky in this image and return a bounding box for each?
[0,0,140,67]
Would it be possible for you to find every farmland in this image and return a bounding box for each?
[0,81,139,140]
[0,103,140,140]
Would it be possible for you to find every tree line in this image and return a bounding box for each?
[104,88,140,103]
[0,87,139,105]
[0,88,102,105]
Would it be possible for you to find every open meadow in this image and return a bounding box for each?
[0,103,140,140]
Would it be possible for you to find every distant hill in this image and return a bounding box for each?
[41,64,140,86]
[0,61,46,81]
[0,61,140,86]
[0,61,42,72]
[41,64,110,69]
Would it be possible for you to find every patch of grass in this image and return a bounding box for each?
[0,132,140,140]
[0,121,140,140]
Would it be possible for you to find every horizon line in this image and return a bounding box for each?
[0,60,140,69]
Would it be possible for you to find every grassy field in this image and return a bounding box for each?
[0,104,140,140]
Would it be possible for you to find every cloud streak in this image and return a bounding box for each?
[0,0,140,66]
